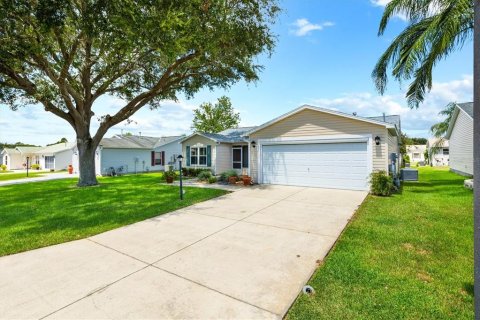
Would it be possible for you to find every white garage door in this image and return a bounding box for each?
[261,142,369,190]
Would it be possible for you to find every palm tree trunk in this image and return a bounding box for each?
[474,1,480,318]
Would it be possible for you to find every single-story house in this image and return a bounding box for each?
[72,134,184,175]
[445,102,473,176]
[180,105,401,190]
[426,138,449,167]
[406,145,427,163]
[0,143,75,171]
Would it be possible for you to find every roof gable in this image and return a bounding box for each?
[445,102,473,139]
[247,105,396,136]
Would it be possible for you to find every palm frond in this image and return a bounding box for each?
[373,0,473,107]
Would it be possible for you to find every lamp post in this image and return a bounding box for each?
[177,155,184,200]
[26,156,29,177]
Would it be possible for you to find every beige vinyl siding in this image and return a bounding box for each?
[387,132,399,155]
[215,143,233,174]
[449,111,473,175]
[182,135,216,172]
[249,109,389,182]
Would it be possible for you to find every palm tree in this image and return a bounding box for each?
[428,102,456,163]
[372,0,478,314]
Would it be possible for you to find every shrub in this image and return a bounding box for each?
[369,170,395,196]
[208,176,217,184]
[197,170,212,181]
[31,164,41,170]
[220,169,238,182]
[164,169,177,181]
[0,164,6,171]
[187,168,197,177]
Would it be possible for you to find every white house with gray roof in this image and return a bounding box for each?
[445,102,473,176]
[181,105,401,190]
[72,134,184,175]
[0,143,76,171]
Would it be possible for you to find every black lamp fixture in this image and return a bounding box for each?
[251,141,256,148]
[177,155,184,200]
[374,136,381,145]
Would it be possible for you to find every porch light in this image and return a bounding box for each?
[374,136,381,145]
[251,141,256,148]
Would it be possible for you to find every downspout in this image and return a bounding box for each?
[247,140,251,177]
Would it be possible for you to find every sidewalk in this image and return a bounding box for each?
[0,172,77,187]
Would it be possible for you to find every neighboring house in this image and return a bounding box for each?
[426,138,450,167]
[181,105,401,191]
[0,143,76,171]
[406,145,427,163]
[445,102,473,176]
[72,135,184,175]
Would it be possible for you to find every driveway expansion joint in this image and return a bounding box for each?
[152,265,280,317]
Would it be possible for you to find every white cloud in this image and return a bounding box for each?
[290,18,334,37]
[0,97,198,146]
[0,76,472,145]
[371,0,392,6]
[370,0,408,21]
[310,75,472,137]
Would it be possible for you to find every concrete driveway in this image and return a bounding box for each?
[0,185,367,319]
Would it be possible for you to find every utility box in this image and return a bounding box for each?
[401,168,418,181]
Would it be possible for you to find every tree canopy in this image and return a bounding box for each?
[0,0,279,185]
[47,137,68,146]
[192,96,240,133]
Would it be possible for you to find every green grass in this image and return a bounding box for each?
[0,173,227,256]
[0,171,53,181]
[287,167,473,319]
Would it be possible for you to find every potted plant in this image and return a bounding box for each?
[228,176,238,184]
[164,169,176,183]
[242,175,252,186]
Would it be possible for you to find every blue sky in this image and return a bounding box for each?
[0,0,473,145]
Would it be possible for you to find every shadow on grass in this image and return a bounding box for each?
[463,283,474,297]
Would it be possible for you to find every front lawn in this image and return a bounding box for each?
[287,167,473,319]
[0,173,227,256]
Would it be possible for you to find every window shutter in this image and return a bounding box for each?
[151,151,155,166]
[186,146,191,166]
[161,151,165,166]
[206,145,212,167]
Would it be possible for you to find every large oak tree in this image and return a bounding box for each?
[0,0,279,186]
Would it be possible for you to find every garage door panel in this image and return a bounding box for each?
[261,142,369,190]
[263,166,367,175]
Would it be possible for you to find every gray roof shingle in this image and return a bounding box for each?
[367,115,401,132]
[457,102,473,117]
[100,135,184,149]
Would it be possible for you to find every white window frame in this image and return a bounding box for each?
[190,147,207,166]
[232,146,242,169]
[154,152,163,165]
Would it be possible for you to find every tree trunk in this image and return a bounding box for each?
[77,135,98,187]
[474,1,479,318]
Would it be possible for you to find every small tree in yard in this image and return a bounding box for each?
[192,96,240,133]
[0,0,279,186]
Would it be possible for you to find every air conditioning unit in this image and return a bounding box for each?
[400,168,418,181]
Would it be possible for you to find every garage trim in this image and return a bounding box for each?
[256,134,373,188]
